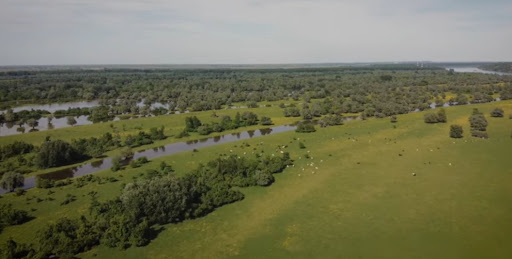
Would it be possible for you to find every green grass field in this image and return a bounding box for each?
[1,101,512,258]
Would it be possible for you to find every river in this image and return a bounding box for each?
[0,125,296,194]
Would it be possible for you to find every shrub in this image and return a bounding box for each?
[449,125,463,138]
[111,156,122,172]
[0,204,30,227]
[470,130,488,139]
[469,114,488,132]
[423,113,439,123]
[490,108,504,117]
[299,142,306,149]
[390,115,397,123]
[0,172,24,192]
[295,122,316,133]
[260,116,273,125]
[36,177,55,189]
[437,109,447,123]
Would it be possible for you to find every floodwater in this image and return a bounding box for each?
[447,67,512,76]
[0,116,93,136]
[0,125,297,194]
[1,100,100,113]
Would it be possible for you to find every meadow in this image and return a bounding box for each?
[1,100,511,258]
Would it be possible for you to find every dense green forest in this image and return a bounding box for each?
[1,66,511,120]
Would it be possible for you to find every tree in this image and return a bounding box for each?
[260,116,273,125]
[111,156,122,172]
[247,101,258,108]
[437,108,447,123]
[490,108,504,117]
[26,118,38,129]
[295,122,316,133]
[67,116,77,126]
[301,108,313,120]
[423,113,439,123]
[455,94,468,105]
[469,114,488,131]
[0,172,24,192]
[450,125,463,138]
[36,140,85,168]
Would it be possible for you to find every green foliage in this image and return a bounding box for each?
[0,141,34,161]
[67,116,77,126]
[299,142,306,149]
[390,115,398,123]
[130,157,149,168]
[36,217,100,258]
[450,125,463,138]
[319,114,343,127]
[0,238,34,259]
[0,204,31,231]
[89,106,114,123]
[72,132,120,158]
[469,109,488,138]
[490,108,504,117]
[247,101,258,108]
[469,113,488,132]
[60,194,77,206]
[295,122,316,133]
[111,156,122,172]
[260,116,273,125]
[380,74,393,81]
[185,116,202,132]
[0,172,24,192]
[283,107,300,117]
[437,108,447,122]
[424,109,447,124]
[36,139,85,168]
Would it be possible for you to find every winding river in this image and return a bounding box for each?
[0,125,296,194]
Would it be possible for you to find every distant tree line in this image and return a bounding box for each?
[1,67,511,120]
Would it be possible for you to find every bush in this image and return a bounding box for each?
[60,194,77,205]
[490,108,504,117]
[437,109,447,123]
[299,142,306,149]
[1,172,24,192]
[449,125,463,138]
[36,177,55,189]
[260,116,273,125]
[295,122,316,133]
[471,130,488,139]
[0,204,30,228]
[423,113,439,123]
[390,115,397,123]
[130,157,149,168]
[247,101,258,108]
[469,114,488,132]
[111,156,122,172]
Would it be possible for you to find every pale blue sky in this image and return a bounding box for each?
[0,0,511,65]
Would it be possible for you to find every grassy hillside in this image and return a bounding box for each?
[1,100,512,258]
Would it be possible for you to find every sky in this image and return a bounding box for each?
[0,0,511,65]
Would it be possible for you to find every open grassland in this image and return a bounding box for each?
[1,101,512,258]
